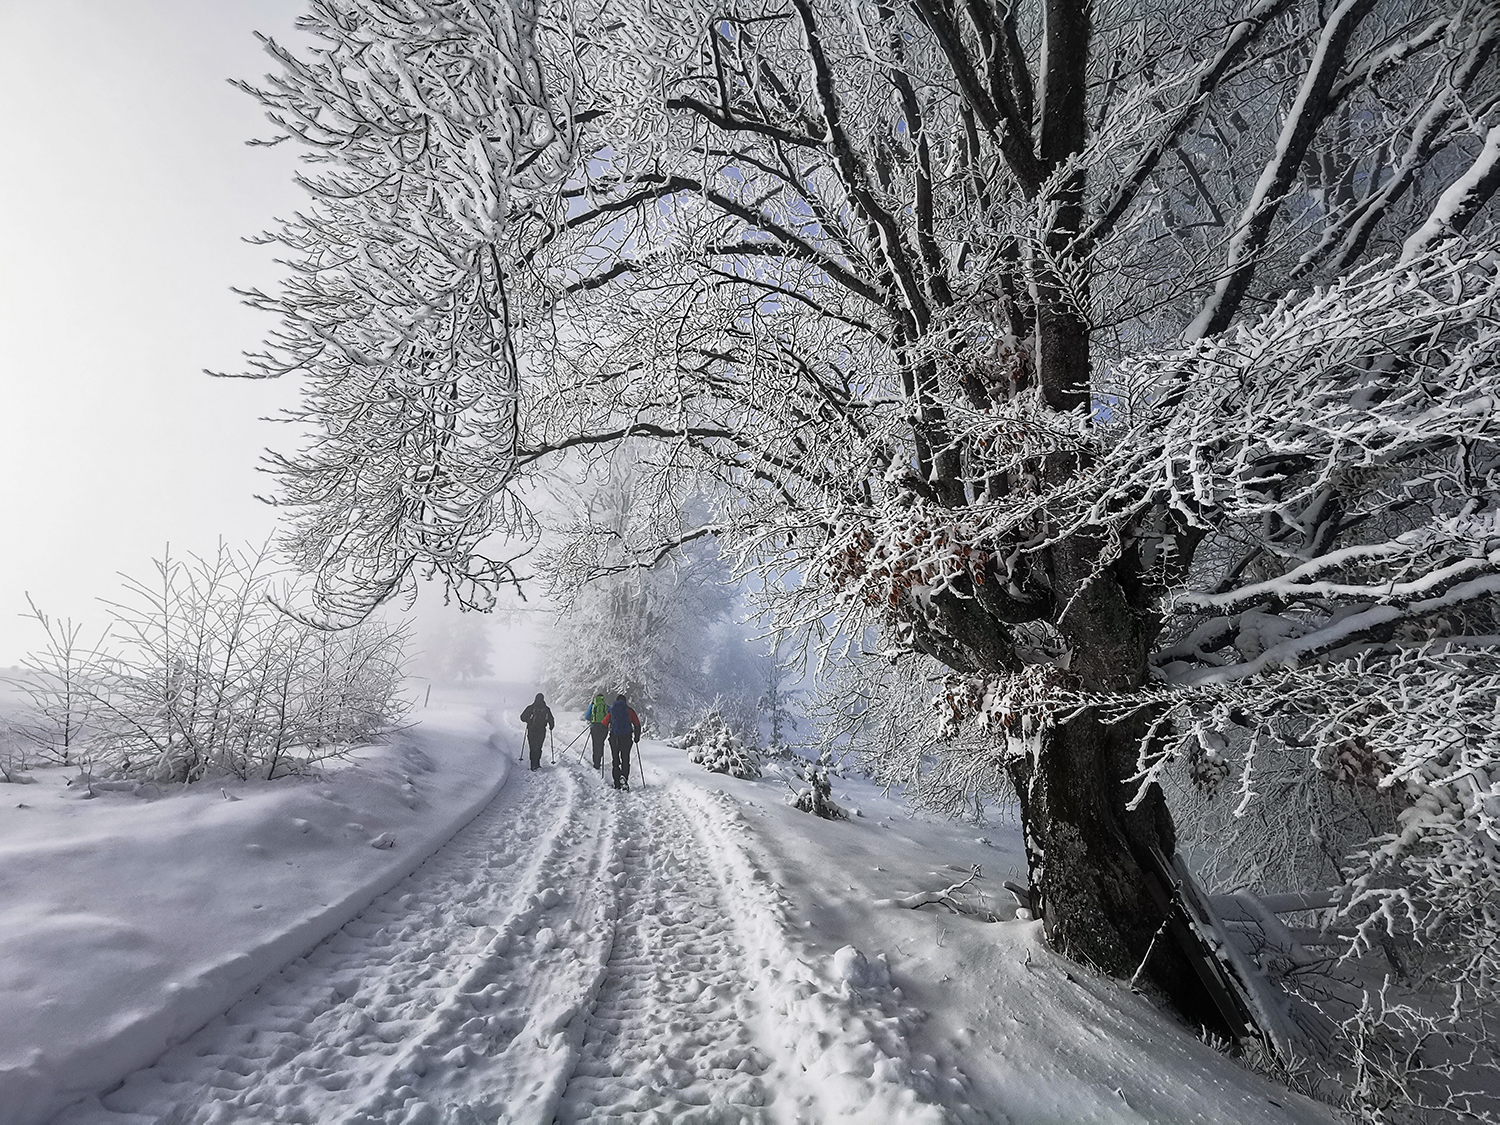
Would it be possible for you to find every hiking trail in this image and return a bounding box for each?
[51,746,963,1125]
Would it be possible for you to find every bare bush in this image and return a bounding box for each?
[12,542,410,783]
[9,596,108,767]
[0,721,31,784]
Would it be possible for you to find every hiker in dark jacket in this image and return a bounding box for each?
[585,692,609,770]
[601,693,642,790]
[519,692,555,771]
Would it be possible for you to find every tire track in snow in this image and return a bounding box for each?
[357,767,773,1123]
[51,759,966,1124]
[550,787,772,1124]
[51,765,583,1125]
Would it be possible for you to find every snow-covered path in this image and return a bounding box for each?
[52,758,890,1125]
[554,791,771,1123]
[12,692,1343,1125]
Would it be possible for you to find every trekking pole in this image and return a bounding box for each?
[634,739,647,788]
[558,727,587,761]
[550,729,556,764]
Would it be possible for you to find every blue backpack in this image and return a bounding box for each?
[609,698,632,740]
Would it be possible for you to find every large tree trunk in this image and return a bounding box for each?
[1005,692,1237,1035]
[911,555,1241,1035]
[1006,540,1239,1036]
[999,175,1239,1028]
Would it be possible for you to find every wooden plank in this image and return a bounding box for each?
[1140,845,1256,1041]
[1257,891,1339,914]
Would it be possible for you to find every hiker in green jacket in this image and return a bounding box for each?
[585,691,609,770]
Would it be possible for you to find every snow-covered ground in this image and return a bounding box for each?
[2,686,1337,1124]
[0,689,522,1125]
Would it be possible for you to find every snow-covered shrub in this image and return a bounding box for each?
[0,725,30,784]
[682,710,761,779]
[5,597,106,767]
[791,767,846,821]
[15,542,411,783]
[0,682,31,781]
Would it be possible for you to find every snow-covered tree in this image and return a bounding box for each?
[758,635,804,749]
[411,608,495,683]
[538,458,762,730]
[241,0,1500,1026]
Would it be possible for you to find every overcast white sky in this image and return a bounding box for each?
[0,1,537,678]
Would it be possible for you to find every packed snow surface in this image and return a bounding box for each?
[1,687,1336,1124]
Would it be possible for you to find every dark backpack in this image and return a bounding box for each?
[609,699,632,739]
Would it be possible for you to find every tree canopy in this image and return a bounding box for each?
[240,0,1500,1038]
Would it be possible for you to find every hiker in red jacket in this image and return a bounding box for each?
[601,693,641,790]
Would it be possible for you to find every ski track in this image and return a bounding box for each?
[552,789,772,1125]
[51,753,958,1125]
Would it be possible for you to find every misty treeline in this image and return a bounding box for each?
[3,542,409,784]
[535,456,773,738]
[234,0,1499,1108]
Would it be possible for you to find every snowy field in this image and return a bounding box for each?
[2,685,1335,1124]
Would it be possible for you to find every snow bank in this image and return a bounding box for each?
[641,741,1339,1124]
[0,696,511,1125]
[678,782,969,1123]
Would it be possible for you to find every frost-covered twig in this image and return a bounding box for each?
[878,866,1000,921]
[13,542,411,783]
